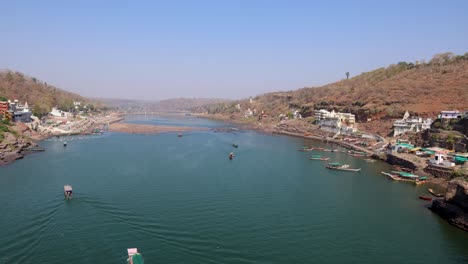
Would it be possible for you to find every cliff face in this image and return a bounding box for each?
[431,178,468,231]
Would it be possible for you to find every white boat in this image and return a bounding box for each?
[64,185,73,198]
[127,248,144,264]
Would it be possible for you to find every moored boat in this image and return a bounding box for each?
[298,146,313,152]
[64,185,73,198]
[381,171,398,180]
[309,155,330,161]
[127,248,144,264]
[326,162,361,172]
[229,152,235,160]
[63,141,67,147]
[382,171,427,184]
[419,196,432,201]
[232,144,238,148]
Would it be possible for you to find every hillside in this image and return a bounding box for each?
[198,52,468,122]
[0,70,90,116]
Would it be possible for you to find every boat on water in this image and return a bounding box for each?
[326,162,361,172]
[232,144,238,148]
[419,196,432,201]
[177,134,183,137]
[127,248,144,264]
[348,150,368,157]
[298,146,313,152]
[381,171,427,184]
[428,188,444,197]
[309,155,330,161]
[229,152,235,160]
[64,185,73,198]
[63,141,67,147]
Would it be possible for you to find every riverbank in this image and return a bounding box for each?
[0,114,124,166]
[193,113,462,190]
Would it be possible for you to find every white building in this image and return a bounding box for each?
[11,101,32,122]
[293,110,302,119]
[50,107,69,118]
[393,111,433,137]
[244,108,254,118]
[439,110,460,119]
[314,109,356,135]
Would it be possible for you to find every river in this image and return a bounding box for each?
[0,115,467,264]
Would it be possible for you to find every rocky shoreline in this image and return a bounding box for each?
[430,178,468,232]
[0,115,124,167]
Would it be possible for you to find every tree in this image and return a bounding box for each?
[346,72,349,79]
[0,96,7,102]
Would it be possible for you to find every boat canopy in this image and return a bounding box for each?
[312,155,323,158]
[329,162,342,166]
[131,253,144,264]
[392,171,418,178]
[418,176,428,180]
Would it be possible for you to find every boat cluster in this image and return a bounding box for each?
[381,171,427,184]
[299,145,362,172]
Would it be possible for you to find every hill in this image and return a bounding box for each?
[0,70,91,116]
[101,97,231,113]
[198,52,468,123]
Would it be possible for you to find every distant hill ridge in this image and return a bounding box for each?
[0,70,90,115]
[199,52,468,121]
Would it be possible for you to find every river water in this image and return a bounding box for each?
[0,115,467,264]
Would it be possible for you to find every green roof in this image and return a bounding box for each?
[131,253,144,264]
[392,171,418,178]
[397,143,414,149]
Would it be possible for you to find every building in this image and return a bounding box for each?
[293,110,302,119]
[244,108,254,118]
[0,101,9,116]
[439,110,461,119]
[10,101,32,122]
[50,107,69,118]
[314,109,357,135]
[393,111,433,137]
[73,101,82,110]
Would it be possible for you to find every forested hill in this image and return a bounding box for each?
[0,70,91,115]
[198,52,468,122]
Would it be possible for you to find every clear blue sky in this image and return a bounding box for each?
[1,0,467,100]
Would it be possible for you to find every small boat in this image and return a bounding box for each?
[64,185,73,198]
[298,146,313,152]
[63,141,67,147]
[127,248,144,264]
[309,155,330,161]
[326,162,361,172]
[419,196,432,201]
[428,188,444,197]
[177,134,183,137]
[232,144,238,148]
[229,152,235,160]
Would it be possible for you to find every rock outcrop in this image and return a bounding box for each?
[430,178,468,231]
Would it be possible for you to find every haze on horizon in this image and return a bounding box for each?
[1,0,467,101]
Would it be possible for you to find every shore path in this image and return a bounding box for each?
[108,122,207,134]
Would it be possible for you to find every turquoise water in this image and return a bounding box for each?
[0,116,467,264]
